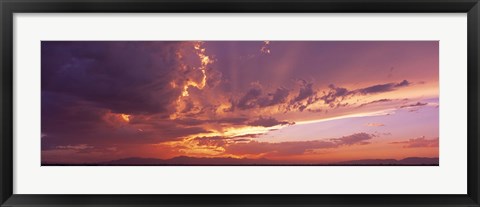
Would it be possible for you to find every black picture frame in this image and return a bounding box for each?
[1,0,479,206]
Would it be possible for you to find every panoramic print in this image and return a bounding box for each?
[41,41,439,166]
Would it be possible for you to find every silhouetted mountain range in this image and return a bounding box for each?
[42,156,439,166]
[99,156,280,165]
[335,157,439,165]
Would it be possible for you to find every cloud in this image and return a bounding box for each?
[175,117,249,126]
[321,84,351,105]
[319,80,410,108]
[42,41,192,115]
[44,143,120,156]
[225,133,373,156]
[232,133,265,138]
[42,41,228,151]
[194,136,229,147]
[41,91,214,149]
[329,132,373,145]
[236,83,290,110]
[225,140,333,156]
[396,80,410,87]
[247,117,294,127]
[373,132,392,137]
[287,80,321,111]
[356,80,410,94]
[237,83,263,110]
[232,138,251,142]
[307,108,323,113]
[293,80,316,102]
[193,132,268,149]
[400,102,428,108]
[366,123,385,127]
[264,87,290,106]
[358,99,392,107]
[390,137,439,148]
[56,144,94,151]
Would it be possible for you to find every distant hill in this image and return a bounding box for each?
[86,156,438,166]
[336,157,439,165]
[98,156,281,165]
[42,156,439,166]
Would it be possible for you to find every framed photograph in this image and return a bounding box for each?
[1,0,479,206]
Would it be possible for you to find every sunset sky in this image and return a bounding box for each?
[41,41,439,165]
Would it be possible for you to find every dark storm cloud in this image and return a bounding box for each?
[41,41,220,150]
[41,41,218,149]
[43,118,210,150]
[41,91,108,138]
[42,41,184,115]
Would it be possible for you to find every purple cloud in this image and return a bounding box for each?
[390,137,439,148]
